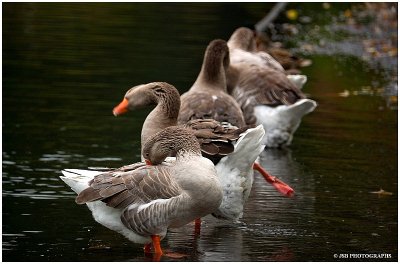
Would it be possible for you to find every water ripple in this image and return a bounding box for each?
[88,157,122,161]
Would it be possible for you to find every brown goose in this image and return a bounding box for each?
[227,27,285,73]
[60,126,222,257]
[113,82,293,220]
[176,39,293,213]
[227,27,317,148]
[113,82,180,151]
[228,27,309,84]
[178,39,246,127]
[112,82,240,164]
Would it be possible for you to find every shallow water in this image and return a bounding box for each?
[2,3,398,262]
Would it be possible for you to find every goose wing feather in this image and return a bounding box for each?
[183,119,251,163]
[75,166,181,209]
[179,91,245,127]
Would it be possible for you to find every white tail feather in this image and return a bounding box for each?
[254,99,317,147]
[229,124,265,168]
[287,74,307,90]
[60,169,103,194]
[279,99,317,120]
[213,125,265,220]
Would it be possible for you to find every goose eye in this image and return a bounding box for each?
[154,87,166,94]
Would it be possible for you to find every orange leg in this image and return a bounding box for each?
[194,218,201,235]
[143,242,152,253]
[143,235,189,260]
[151,235,163,256]
[253,162,295,197]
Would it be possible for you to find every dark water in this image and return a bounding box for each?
[3,3,397,262]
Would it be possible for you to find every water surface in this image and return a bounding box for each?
[3,3,397,262]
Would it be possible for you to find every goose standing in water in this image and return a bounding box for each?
[178,39,246,128]
[177,39,293,215]
[60,126,222,259]
[227,27,317,148]
[113,82,285,222]
[113,42,294,221]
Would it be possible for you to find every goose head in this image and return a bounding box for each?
[227,27,257,51]
[142,126,202,165]
[113,82,180,118]
[113,82,181,151]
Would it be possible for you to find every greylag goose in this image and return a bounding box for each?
[227,27,317,148]
[177,39,293,212]
[60,126,223,258]
[113,82,293,221]
[112,82,181,151]
[227,27,308,88]
[178,39,246,127]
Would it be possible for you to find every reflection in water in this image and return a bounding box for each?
[252,148,316,230]
[166,216,248,261]
[164,148,317,261]
[196,218,248,262]
[243,148,317,261]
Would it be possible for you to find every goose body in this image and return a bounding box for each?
[178,39,246,127]
[177,43,267,218]
[229,44,308,89]
[60,127,223,254]
[114,81,267,221]
[229,45,286,73]
[227,27,317,147]
[61,168,152,244]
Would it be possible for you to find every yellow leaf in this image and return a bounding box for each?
[286,9,298,21]
[344,9,352,18]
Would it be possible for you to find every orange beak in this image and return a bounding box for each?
[145,159,152,165]
[113,98,129,116]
